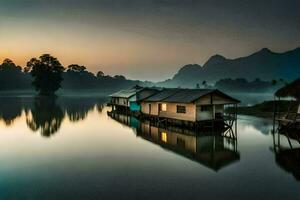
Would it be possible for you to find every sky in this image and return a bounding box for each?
[0,0,300,81]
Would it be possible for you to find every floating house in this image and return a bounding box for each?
[140,88,240,122]
[109,86,158,112]
[275,78,300,129]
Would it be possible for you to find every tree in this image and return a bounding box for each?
[96,71,104,78]
[26,54,65,96]
[63,64,97,89]
[67,64,86,73]
[114,75,126,80]
[0,58,31,90]
[271,79,278,86]
[0,58,22,71]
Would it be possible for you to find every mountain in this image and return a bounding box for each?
[157,47,300,87]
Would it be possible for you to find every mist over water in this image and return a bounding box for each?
[230,92,274,106]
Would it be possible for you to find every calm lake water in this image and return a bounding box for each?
[0,97,299,200]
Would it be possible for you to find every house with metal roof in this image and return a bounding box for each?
[109,86,159,112]
[140,88,240,122]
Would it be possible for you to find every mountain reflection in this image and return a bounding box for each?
[0,97,105,137]
[108,111,240,171]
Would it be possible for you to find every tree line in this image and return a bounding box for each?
[214,78,285,92]
[1,54,286,95]
[0,54,143,95]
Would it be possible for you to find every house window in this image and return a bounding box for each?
[161,132,167,143]
[161,103,167,111]
[177,105,186,113]
[201,105,213,112]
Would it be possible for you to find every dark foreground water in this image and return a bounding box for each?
[0,97,299,200]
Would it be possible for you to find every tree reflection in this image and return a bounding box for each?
[0,98,26,126]
[0,96,105,138]
[66,106,89,122]
[96,103,104,113]
[26,97,65,137]
[60,98,102,122]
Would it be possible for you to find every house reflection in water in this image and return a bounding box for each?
[272,128,300,181]
[108,111,240,171]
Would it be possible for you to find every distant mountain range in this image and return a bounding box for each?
[157,47,300,87]
[1,47,299,94]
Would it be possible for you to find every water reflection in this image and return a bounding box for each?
[0,98,25,126]
[0,97,105,137]
[272,128,300,181]
[0,99,299,198]
[108,111,240,171]
[26,98,64,137]
[60,98,104,123]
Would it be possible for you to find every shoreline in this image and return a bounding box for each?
[226,100,299,119]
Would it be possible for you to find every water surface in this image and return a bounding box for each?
[0,97,299,200]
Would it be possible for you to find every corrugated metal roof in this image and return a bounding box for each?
[143,88,180,102]
[143,88,240,103]
[136,88,160,101]
[163,89,213,103]
[109,88,143,98]
[111,87,240,103]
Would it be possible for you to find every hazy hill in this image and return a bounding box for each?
[157,47,300,88]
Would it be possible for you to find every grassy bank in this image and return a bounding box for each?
[226,100,299,118]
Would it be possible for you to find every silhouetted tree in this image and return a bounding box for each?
[0,58,22,71]
[0,57,145,93]
[0,58,31,90]
[67,64,86,73]
[25,54,65,96]
[271,79,278,86]
[215,78,275,92]
[114,75,126,80]
[96,71,104,77]
[63,64,97,89]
